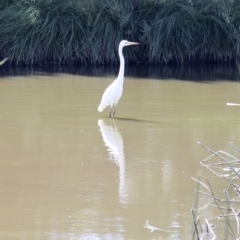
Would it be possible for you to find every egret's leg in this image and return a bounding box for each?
[112,105,116,118]
[109,106,114,118]
[109,106,115,118]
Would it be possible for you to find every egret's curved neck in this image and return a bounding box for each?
[117,45,125,84]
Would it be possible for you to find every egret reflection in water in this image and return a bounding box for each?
[98,119,127,204]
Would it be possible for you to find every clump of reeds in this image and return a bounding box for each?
[144,142,240,239]
[1,0,240,65]
[191,142,240,239]
[0,0,14,9]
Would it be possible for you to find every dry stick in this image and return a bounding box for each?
[199,142,240,238]
[232,183,240,195]
[205,219,216,240]
[191,177,200,240]
[194,189,218,200]
[224,172,240,196]
[192,177,211,193]
[198,142,240,178]
[143,220,176,233]
[192,185,215,227]
[219,212,240,219]
[200,151,239,172]
[201,153,219,164]
[192,177,221,202]
[210,203,233,212]
[218,150,240,163]
[201,144,239,199]
[201,150,240,167]
[224,190,239,238]
[201,165,230,179]
[217,199,240,204]
[191,209,200,240]
[225,176,238,193]
[202,163,239,181]
[206,180,236,239]
[227,142,240,153]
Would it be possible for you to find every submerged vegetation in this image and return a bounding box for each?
[191,142,240,239]
[145,142,240,239]
[1,0,240,65]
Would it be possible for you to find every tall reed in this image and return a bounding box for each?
[0,0,240,65]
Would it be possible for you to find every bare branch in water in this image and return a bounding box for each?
[144,220,177,234]
[227,142,240,153]
[205,219,216,240]
[198,142,240,179]
[194,142,240,239]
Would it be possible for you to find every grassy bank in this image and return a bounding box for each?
[1,0,240,66]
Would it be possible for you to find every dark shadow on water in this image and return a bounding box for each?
[0,63,240,82]
[102,116,157,124]
[134,63,240,82]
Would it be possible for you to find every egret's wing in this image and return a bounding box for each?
[98,80,118,112]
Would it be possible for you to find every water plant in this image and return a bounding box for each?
[1,0,240,65]
[144,142,240,239]
[192,142,240,239]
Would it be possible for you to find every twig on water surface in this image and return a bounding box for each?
[198,142,240,179]
[192,209,217,240]
[224,191,239,238]
[193,189,216,202]
[192,142,240,239]
[225,176,240,195]
[227,142,240,153]
[209,203,232,212]
[193,189,221,208]
[192,177,221,202]
[227,102,240,106]
[191,209,201,239]
[192,177,211,193]
[232,183,240,196]
[144,220,177,234]
[0,57,8,66]
[200,149,239,167]
[144,220,161,233]
[205,219,216,240]
[206,181,236,239]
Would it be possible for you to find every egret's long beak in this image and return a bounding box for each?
[128,42,139,45]
[0,57,8,66]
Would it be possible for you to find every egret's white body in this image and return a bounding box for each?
[98,40,139,117]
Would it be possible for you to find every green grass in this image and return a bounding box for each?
[0,0,240,65]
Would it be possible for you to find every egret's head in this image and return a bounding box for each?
[120,40,139,48]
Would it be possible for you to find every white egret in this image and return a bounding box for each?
[98,40,139,118]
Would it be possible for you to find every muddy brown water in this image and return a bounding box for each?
[0,73,240,239]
